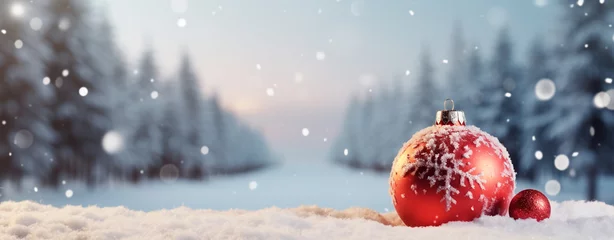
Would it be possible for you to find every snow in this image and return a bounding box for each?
[554,155,570,171]
[200,146,209,155]
[0,200,612,239]
[302,128,310,136]
[78,87,88,97]
[177,18,187,27]
[13,130,34,149]
[10,3,24,17]
[249,181,258,190]
[29,18,42,31]
[150,90,158,99]
[593,91,610,108]
[266,87,275,96]
[65,190,73,198]
[545,180,561,196]
[316,51,326,60]
[101,131,124,154]
[535,151,543,160]
[13,40,23,49]
[534,78,556,101]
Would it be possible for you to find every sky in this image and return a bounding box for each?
[103,0,561,163]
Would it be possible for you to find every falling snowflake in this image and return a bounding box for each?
[177,18,187,27]
[65,189,73,198]
[14,39,23,49]
[249,181,258,190]
[395,125,514,212]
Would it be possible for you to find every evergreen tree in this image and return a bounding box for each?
[176,53,209,179]
[464,44,484,119]
[446,23,469,106]
[158,80,182,178]
[331,96,362,168]
[357,94,375,168]
[368,83,394,170]
[0,1,55,184]
[548,0,614,200]
[479,27,523,175]
[45,0,114,186]
[413,48,438,128]
[521,37,557,182]
[209,93,228,172]
[128,48,163,182]
[93,10,130,181]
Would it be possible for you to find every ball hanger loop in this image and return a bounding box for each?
[444,98,454,111]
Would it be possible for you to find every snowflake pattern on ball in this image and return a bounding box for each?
[394,125,515,212]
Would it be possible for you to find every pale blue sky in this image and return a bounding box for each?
[104,0,560,162]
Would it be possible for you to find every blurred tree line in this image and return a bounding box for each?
[331,0,614,201]
[0,0,275,189]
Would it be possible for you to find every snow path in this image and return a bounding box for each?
[0,200,613,240]
[2,163,603,212]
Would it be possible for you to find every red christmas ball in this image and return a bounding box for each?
[389,100,516,227]
[509,189,551,221]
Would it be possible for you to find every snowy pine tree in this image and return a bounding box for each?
[176,53,210,179]
[548,0,614,200]
[331,96,362,168]
[44,0,114,186]
[127,48,164,182]
[445,23,469,106]
[367,83,395,170]
[208,93,228,172]
[357,93,375,168]
[521,37,558,181]
[479,27,523,174]
[0,1,55,184]
[413,48,438,128]
[158,80,182,177]
[464,44,484,119]
[92,11,131,181]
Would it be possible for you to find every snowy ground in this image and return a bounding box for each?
[2,163,614,239]
[0,200,613,239]
[1,162,611,211]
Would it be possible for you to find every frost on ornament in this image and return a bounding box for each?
[395,125,514,212]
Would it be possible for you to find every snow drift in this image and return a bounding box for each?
[0,201,612,239]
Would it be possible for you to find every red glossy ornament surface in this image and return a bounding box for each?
[509,189,551,221]
[389,124,516,227]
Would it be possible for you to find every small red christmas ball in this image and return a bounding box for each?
[389,100,516,227]
[508,189,551,221]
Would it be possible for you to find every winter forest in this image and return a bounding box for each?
[331,0,614,201]
[0,0,275,191]
[2,0,614,239]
